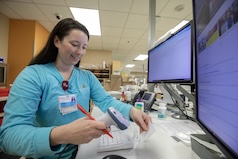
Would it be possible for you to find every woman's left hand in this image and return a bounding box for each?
[129,107,151,132]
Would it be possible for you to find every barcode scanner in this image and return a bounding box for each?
[96,107,130,130]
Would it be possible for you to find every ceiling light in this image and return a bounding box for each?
[171,20,189,34]
[125,64,135,68]
[70,7,101,36]
[134,54,148,61]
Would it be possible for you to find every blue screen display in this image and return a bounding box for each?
[194,0,238,158]
[148,23,192,83]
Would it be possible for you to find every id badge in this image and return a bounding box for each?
[58,94,77,115]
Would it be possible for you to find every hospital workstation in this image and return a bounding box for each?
[81,0,238,159]
[1,0,238,159]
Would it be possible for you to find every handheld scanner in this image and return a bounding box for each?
[107,107,130,130]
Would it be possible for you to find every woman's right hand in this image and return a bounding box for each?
[50,117,108,146]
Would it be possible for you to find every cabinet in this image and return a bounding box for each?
[8,19,49,85]
[86,68,111,81]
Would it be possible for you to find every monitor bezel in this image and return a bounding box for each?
[0,63,8,87]
[193,0,238,158]
[147,20,194,84]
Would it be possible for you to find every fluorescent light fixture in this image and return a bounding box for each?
[125,64,135,68]
[134,54,148,61]
[70,7,101,36]
[171,20,189,34]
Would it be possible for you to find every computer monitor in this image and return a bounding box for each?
[193,0,238,158]
[147,21,194,113]
[147,21,193,84]
[0,63,8,87]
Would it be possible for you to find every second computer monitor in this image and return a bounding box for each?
[147,21,193,84]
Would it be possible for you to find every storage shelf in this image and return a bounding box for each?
[85,68,111,81]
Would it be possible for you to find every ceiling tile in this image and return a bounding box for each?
[156,17,181,32]
[185,13,193,21]
[156,31,167,39]
[32,0,66,6]
[136,38,148,46]
[141,30,150,40]
[99,0,133,12]
[121,28,145,39]
[0,1,22,19]
[125,54,138,60]
[88,36,102,43]
[6,0,32,2]
[156,0,170,14]
[38,21,54,31]
[101,26,123,37]
[88,43,103,50]
[102,37,120,44]
[125,14,148,29]
[128,50,143,55]
[3,1,48,20]
[100,10,128,27]
[37,4,73,22]
[130,0,148,15]
[132,44,148,52]
[159,0,192,19]
[118,44,133,50]
[65,0,99,9]
[114,49,130,55]
[119,38,138,45]
[103,43,118,50]
[0,0,193,73]
[130,0,170,16]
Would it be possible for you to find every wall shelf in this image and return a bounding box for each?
[86,68,111,81]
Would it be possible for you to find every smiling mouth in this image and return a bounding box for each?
[71,55,81,59]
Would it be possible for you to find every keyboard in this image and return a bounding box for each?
[97,128,134,152]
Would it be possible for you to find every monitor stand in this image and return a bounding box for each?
[158,84,175,105]
[175,84,196,118]
[160,83,187,120]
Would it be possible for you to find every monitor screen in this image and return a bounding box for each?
[0,63,8,87]
[0,67,4,83]
[147,21,193,83]
[142,93,151,100]
[193,0,238,158]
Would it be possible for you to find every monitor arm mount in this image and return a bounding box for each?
[175,84,196,119]
[162,83,187,120]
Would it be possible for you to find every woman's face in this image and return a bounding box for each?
[54,29,88,67]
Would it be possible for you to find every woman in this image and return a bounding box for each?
[0,18,150,159]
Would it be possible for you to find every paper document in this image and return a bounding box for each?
[132,122,156,151]
[153,120,205,145]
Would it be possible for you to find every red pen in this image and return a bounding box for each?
[77,104,113,138]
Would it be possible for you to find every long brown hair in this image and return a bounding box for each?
[29,18,89,67]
